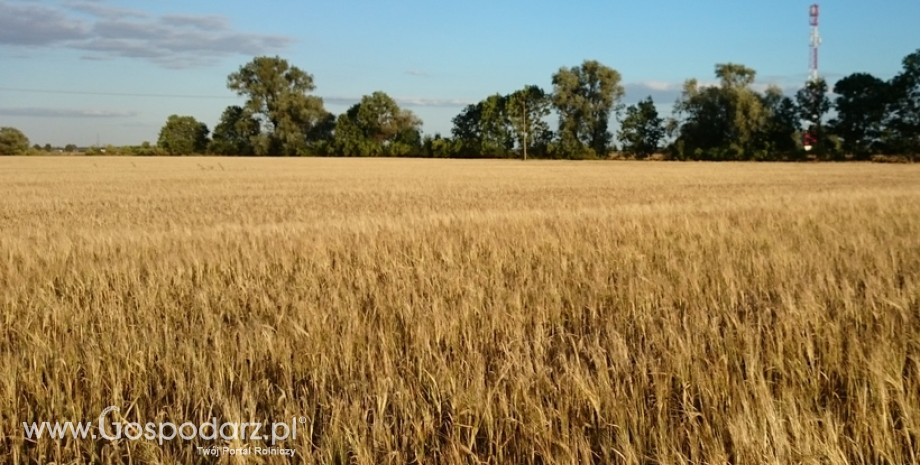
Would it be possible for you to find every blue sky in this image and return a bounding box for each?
[1,0,918,147]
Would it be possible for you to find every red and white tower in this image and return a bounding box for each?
[809,4,822,82]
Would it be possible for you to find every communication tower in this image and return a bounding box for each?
[809,4,821,82]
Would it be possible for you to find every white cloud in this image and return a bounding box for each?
[0,0,294,68]
[323,96,472,108]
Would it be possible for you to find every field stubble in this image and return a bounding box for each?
[1,157,919,464]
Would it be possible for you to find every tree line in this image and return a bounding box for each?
[2,50,918,160]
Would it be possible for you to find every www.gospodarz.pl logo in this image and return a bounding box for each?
[23,406,307,447]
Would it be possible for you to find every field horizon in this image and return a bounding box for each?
[2,157,918,464]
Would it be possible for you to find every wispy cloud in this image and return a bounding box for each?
[405,69,430,77]
[623,81,683,104]
[0,0,294,68]
[66,1,147,20]
[0,1,90,46]
[623,77,812,105]
[395,97,472,108]
[0,107,139,118]
[322,96,472,108]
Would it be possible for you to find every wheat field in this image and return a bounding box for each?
[1,157,918,465]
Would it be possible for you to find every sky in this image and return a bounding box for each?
[1,0,919,147]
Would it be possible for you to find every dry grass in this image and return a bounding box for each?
[1,157,919,465]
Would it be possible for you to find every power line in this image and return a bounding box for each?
[0,87,238,99]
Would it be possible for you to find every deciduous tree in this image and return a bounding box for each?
[830,73,890,158]
[618,96,664,159]
[888,49,920,157]
[796,78,832,158]
[333,91,423,156]
[506,85,552,159]
[672,64,767,160]
[758,86,801,159]
[551,60,624,158]
[227,56,329,156]
[157,115,209,155]
[209,106,260,155]
[451,94,515,158]
[0,127,30,155]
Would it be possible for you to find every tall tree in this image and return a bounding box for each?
[758,86,801,159]
[796,78,832,158]
[672,79,732,159]
[618,96,665,159]
[450,94,515,158]
[888,49,920,157]
[551,60,624,158]
[717,64,766,156]
[672,64,766,160]
[227,56,328,155]
[796,78,831,126]
[209,105,260,155]
[0,127,29,155]
[333,91,423,156]
[506,85,552,159]
[829,73,891,158]
[157,115,209,155]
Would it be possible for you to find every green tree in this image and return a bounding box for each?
[209,105,260,155]
[618,96,665,159]
[672,64,767,160]
[671,80,729,160]
[506,85,552,159]
[829,73,891,158]
[758,86,801,159]
[796,78,833,158]
[303,112,336,155]
[157,115,209,155]
[0,127,30,155]
[888,49,920,157]
[422,133,457,158]
[333,91,423,157]
[551,60,625,158]
[717,63,767,158]
[450,94,515,158]
[227,56,329,156]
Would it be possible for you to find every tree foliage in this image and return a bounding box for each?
[209,106,260,155]
[333,92,423,156]
[157,115,209,155]
[451,94,516,158]
[0,127,30,155]
[795,78,833,159]
[618,96,665,158]
[671,64,812,161]
[551,60,624,158]
[796,78,832,126]
[506,85,553,159]
[758,86,802,158]
[227,56,330,155]
[888,49,920,156]
[673,64,770,160]
[830,73,890,158]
